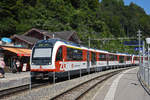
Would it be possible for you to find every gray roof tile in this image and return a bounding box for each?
[12,35,39,45]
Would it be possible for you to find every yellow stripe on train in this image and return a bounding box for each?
[66,46,82,50]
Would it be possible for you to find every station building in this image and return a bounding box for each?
[0,28,80,72]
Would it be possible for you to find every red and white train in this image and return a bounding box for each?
[30,39,140,79]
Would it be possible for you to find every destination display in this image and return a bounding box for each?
[35,43,53,47]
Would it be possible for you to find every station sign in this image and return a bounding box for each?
[134,47,143,51]
[123,41,143,46]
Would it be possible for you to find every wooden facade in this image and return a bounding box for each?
[11,28,81,49]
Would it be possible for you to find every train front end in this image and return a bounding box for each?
[30,40,56,79]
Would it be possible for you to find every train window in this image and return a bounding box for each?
[145,57,148,60]
[67,48,83,61]
[56,47,62,61]
[99,53,107,61]
[91,52,96,65]
[127,56,131,61]
[109,55,115,61]
[119,56,124,63]
[134,57,139,60]
[114,55,117,61]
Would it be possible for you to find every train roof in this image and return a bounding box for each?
[53,38,81,47]
[35,38,80,47]
[116,53,132,56]
[95,49,109,53]
[35,39,135,56]
[36,39,58,45]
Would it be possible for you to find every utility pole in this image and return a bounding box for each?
[137,29,142,66]
[142,41,145,77]
[143,41,145,66]
[88,37,90,48]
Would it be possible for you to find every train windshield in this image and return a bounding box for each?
[33,48,52,58]
[31,47,52,65]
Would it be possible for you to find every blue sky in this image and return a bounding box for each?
[99,0,150,15]
[124,0,150,15]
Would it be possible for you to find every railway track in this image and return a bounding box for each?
[0,80,50,99]
[0,67,132,100]
[51,68,127,100]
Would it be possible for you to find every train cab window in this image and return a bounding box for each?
[56,47,63,61]
[99,53,107,61]
[67,48,83,61]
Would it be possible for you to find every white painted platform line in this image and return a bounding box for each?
[104,68,136,100]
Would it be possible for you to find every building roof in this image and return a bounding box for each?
[11,28,81,49]
[11,35,39,45]
[24,28,81,43]
[44,31,74,40]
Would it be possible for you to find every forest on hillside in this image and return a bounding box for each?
[0,0,150,53]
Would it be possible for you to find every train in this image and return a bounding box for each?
[30,38,140,79]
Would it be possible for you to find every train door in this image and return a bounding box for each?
[87,51,90,73]
[55,46,63,71]
[124,56,127,64]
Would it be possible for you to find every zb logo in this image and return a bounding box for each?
[60,62,74,70]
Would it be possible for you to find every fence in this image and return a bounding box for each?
[139,59,150,92]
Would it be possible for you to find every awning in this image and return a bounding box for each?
[2,47,31,57]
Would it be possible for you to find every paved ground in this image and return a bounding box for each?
[0,72,29,82]
[93,67,150,100]
[0,72,30,91]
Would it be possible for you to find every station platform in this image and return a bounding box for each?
[0,72,30,91]
[92,67,150,100]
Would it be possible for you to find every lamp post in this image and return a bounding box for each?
[146,38,150,86]
[142,41,145,78]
